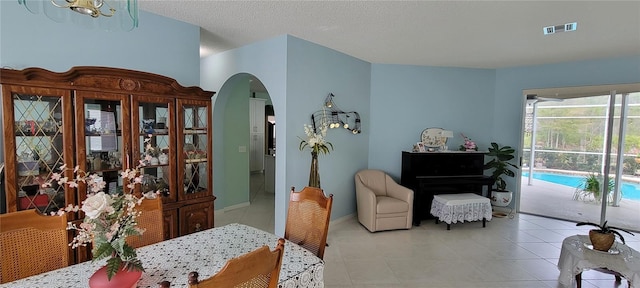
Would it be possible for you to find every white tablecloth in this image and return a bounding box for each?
[558,234,640,288]
[430,193,492,224]
[1,223,324,288]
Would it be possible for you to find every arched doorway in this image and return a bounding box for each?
[212,73,276,233]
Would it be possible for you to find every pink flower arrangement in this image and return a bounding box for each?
[42,136,158,280]
[43,163,149,279]
[460,133,478,151]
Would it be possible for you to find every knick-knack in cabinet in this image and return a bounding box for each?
[158,152,169,165]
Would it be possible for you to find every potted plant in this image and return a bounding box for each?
[576,221,634,251]
[573,173,614,204]
[484,142,518,207]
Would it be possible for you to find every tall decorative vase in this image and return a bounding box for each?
[89,265,142,288]
[309,151,321,188]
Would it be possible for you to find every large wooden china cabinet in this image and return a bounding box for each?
[1,67,215,263]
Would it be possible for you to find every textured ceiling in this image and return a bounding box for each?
[139,1,640,69]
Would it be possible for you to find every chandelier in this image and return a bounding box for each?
[18,0,138,31]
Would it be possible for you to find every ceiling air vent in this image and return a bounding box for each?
[543,22,577,35]
[564,22,577,31]
[543,26,555,35]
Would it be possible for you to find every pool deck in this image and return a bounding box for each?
[520,178,640,232]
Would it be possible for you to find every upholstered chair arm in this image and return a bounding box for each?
[385,175,413,204]
[355,175,377,231]
[356,184,377,215]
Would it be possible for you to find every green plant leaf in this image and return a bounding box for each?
[92,242,114,260]
[484,142,518,191]
[105,257,122,280]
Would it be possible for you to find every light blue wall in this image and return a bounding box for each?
[222,78,251,207]
[369,65,496,179]
[0,1,200,86]
[201,35,370,235]
[286,36,371,226]
[202,36,289,235]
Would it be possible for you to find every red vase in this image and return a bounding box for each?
[89,265,142,288]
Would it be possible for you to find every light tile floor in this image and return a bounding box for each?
[215,174,640,288]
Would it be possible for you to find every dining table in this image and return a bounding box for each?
[0,223,325,288]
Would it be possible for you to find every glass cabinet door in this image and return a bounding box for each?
[131,96,176,202]
[74,92,130,202]
[177,99,212,200]
[2,86,74,214]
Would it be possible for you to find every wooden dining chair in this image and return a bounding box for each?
[187,238,286,288]
[0,209,70,283]
[285,186,333,259]
[126,196,165,248]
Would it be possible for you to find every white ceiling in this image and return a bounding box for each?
[139,1,640,69]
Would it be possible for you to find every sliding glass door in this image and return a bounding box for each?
[520,89,640,232]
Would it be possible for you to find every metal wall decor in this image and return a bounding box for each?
[310,93,361,135]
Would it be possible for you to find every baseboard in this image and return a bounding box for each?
[215,202,251,216]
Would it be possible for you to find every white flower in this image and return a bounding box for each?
[299,123,333,155]
[81,192,114,220]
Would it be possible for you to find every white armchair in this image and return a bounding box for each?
[355,169,413,232]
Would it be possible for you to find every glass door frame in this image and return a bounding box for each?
[519,84,640,230]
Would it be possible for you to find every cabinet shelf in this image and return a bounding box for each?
[183,127,206,134]
[140,132,169,136]
[89,166,123,173]
[85,130,121,136]
[140,163,169,169]
[15,131,61,137]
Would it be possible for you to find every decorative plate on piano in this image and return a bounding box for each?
[420,128,448,148]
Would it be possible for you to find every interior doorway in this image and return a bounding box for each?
[213,73,276,233]
[519,84,640,232]
[247,76,276,231]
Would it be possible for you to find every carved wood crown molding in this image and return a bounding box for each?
[0,66,214,98]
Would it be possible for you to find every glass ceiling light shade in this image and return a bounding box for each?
[51,0,115,18]
[18,0,138,31]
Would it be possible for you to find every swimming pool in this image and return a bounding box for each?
[522,172,640,201]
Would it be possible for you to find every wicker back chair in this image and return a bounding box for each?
[126,197,164,248]
[284,186,333,259]
[0,209,70,283]
[187,238,285,288]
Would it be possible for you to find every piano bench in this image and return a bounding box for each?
[430,193,493,230]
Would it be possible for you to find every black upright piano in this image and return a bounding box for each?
[401,151,493,226]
